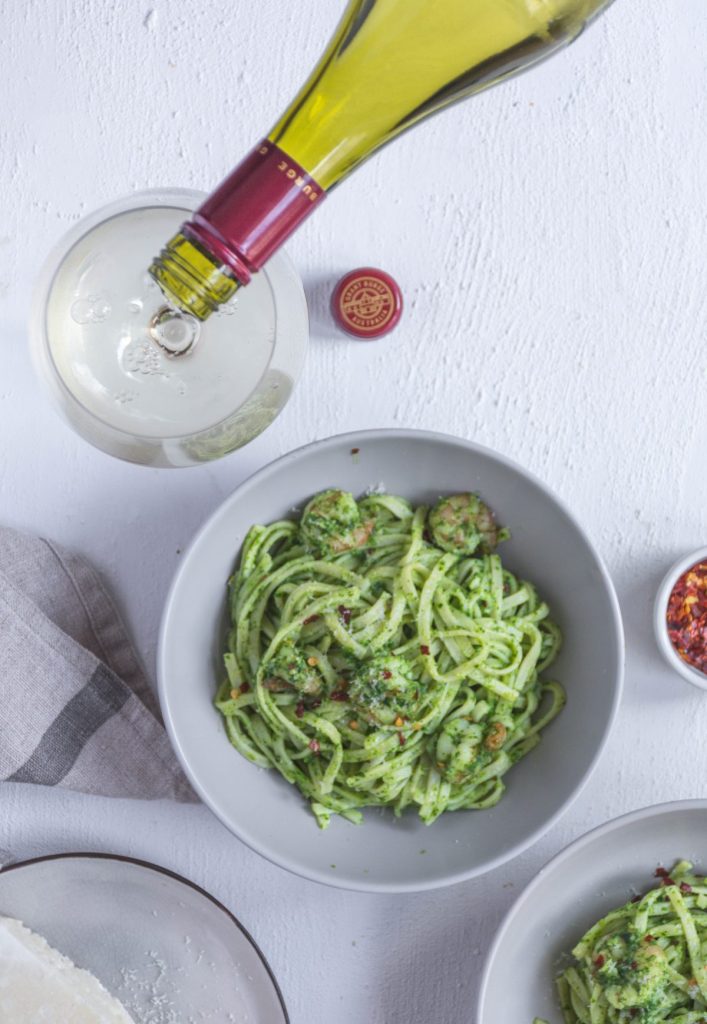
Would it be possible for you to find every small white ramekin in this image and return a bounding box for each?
[654,546,707,691]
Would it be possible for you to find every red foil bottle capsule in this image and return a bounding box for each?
[331,268,403,339]
[187,142,324,287]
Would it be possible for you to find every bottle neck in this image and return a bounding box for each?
[191,141,325,283]
[149,141,325,319]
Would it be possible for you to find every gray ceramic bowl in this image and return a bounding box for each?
[158,429,624,892]
[478,800,707,1023]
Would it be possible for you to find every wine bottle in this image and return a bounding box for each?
[150,0,613,321]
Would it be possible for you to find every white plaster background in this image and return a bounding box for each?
[1,1,706,1021]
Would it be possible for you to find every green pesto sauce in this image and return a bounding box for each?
[596,930,677,1022]
[349,654,419,725]
[263,640,322,696]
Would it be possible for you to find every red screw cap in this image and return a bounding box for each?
[331,268,403,339]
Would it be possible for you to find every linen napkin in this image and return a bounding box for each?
[0,527,195,802]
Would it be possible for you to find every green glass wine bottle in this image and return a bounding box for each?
[150,0,614,321]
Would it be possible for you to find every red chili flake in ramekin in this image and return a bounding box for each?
[667,561,707,674]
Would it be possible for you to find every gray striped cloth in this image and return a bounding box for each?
[0,527,195,802]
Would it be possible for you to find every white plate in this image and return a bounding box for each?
[158,428,624,892]
[0,853,288,1023]
[478,800,707,1023]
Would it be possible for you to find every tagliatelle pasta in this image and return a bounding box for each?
[216,489,564,829]
[539,861,707,1024]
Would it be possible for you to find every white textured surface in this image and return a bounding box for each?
[1,2,706,1022]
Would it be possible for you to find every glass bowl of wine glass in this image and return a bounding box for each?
[30,189,308,467]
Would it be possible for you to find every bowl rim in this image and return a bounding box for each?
[0,850,289,1023]
[476,798,707,1022]
[653,547,707,691]
[158,427,625,893]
